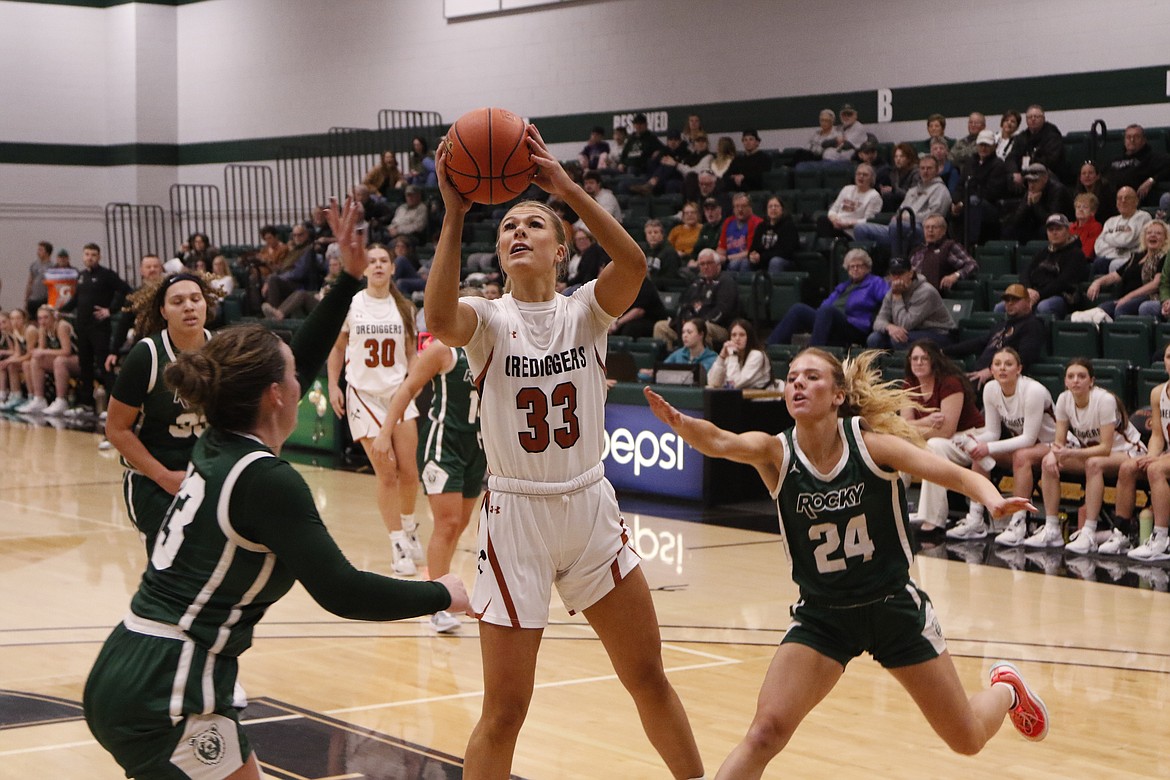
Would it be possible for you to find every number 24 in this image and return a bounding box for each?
[809,514,875,574]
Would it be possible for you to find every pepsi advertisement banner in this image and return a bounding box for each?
[603,403,703,500]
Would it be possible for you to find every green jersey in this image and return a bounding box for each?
[111,329,209,472]
[425,347,480,435]
[773,416,914,606]
[130,427,451,658]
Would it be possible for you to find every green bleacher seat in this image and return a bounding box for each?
[821,166,854,192]
[1051,320,1101,359]
[1101,320,1154,368]
[794,167,822,190]
[1138,367,1165,405]
[629,337,666,362]
[607,335,632,353]
[763,167,793,191]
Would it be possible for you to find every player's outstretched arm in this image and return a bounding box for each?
[426,145,478,346]
[644,386,782,489]
[864,430,1036,519]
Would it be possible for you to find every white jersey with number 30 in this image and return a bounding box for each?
[462,281,614,484]
[343,289,410,396]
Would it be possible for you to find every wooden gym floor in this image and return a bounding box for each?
[2,418,1169,779]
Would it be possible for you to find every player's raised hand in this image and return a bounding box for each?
[325,196,368,280]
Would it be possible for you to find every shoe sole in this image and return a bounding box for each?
[990,662,1049,741]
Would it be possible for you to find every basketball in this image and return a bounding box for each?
[443,107,536,205]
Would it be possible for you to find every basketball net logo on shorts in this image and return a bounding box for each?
[189,724,225,766]
[795,483,865,520]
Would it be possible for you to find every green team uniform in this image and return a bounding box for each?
[773,416,946,668]
[83,273,448,779]
[417,346,486,498]
[112,330,210,550]
[84,429,452,778]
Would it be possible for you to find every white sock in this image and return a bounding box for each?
[390,530,406,542]
[1045,515,1060,530]
[967,502,985,521]
[993,681,1019,709]
[402,514,417,532]
[1081,518,1098,535]
[1154,527,1168,539]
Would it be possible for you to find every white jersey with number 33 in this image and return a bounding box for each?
[462,281,613,484]
[343,289,410,396]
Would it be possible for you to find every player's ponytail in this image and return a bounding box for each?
[800,347,926,446]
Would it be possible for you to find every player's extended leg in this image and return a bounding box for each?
[391,417,420,518]
[583,568,704,780]
[714,643,843,780]
[886,652,1011,753]
[226,752,263,779]
[358,437,405,535]
[425,492,474,578]
[462,623,543,780]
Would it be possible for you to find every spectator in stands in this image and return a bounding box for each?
[24,241,53,316]
[749,195,800,274]
[677,132,714,183]
[15,304,79,415]
[951,129,1009,245]
[1069,193,1103,260]
[1008,105,1066,187]
[720,193,764,271]
[643,219,684,289]
[481,280,501,300]
[1075,161,1117,221]
[387,185,430,244]
[363,151,403,197]
[106,254,167,372]
[632,129,689,195]
[581,171,622,222]
[946,283,1046,387]
[940,347,1056,541]
[262,221,321,317]
[563,226,610,294]
[1093,186,1153,275]
[854,154,951,259]
[578,126,611,172]
[994,110,1022,162]
[1005,163,1074,243]
[819,163,883,241]
[351,184,393,243]
[209,254,235,297]
[618,113,664,178]
[681,114,705,145]
[405,136,436,187]
[653,248,738,349]
[255,224,288,277]
[878,143,920,211]
[668,201,702,264]
[1027,358,1146,552]
[950,112,987,167]
[867,257,955,350]
[1014,214,1087,317]
[1084,219,1167,319]
[694,169,732,214]
[930,137,961,193]
[908,214,978,291]
[610,261,667,340]
[853,140,888,175]
[710,136,737,180]
[766,249,887,348]
[690,198,726,271]
[801,109,837,168]
[924,113,953,151]
[664,318,718,373]
[388,235,427,297]
[56,243,131,416]
[708,318,771,389]
[820,104,867,165]
[900,340,982,456]
[176,232,216,271]
[1108,124,1170,205]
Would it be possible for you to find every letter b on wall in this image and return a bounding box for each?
[877,89,893,123]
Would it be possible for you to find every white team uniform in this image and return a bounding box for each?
[917,376,1056,525]
[1159,383,1170,445]
[461,282,640,628]
[1055,386,1145,455]
[343,290,418,440]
